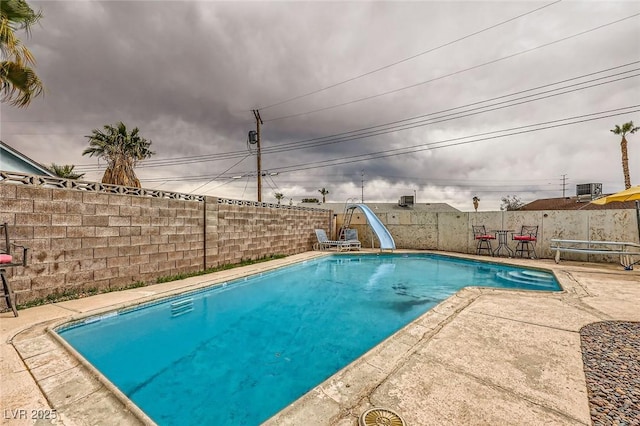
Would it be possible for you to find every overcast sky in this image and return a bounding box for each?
[1,0,639,211]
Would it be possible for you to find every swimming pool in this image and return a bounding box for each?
[56,253,560,425]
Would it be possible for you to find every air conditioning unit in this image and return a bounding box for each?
[576,183,602,201]
[398,195,414,207]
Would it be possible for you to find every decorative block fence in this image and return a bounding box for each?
[0,172,330,306]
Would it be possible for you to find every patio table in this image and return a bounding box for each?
[492,230,514,257]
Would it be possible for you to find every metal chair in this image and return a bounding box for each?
[512,225,538,259]
[472,225,495,256]
[1,223,28,317]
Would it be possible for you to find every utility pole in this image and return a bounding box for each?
[252,109,263,202]
[361,170,364,203]
[561,174,567,198]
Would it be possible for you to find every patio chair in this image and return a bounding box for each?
[512,225,538,259]
[472,225,495,256]
[1,223,29,317]
[342,228,361,251]
[315,229,359,251]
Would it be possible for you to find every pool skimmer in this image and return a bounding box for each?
[359,407,406,426]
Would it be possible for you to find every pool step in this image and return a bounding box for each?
[171,299,194,317]
[496,270,557,287]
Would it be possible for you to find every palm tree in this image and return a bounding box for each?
[82,122,154,188]
[0,0,44,107]
[472,196,480,212]
[274,192,284,205]
[610,121,638,189]
[318,187,329,203]
[49,163,84,180]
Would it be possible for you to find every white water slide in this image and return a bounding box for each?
[347,204,396,250]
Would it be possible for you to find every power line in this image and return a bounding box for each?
[264,13,640,122]
[79,74,638,180]
[186,154,251,194]
[263,62,639,149]
[269,176,572,185]
[138,105,638,183]
[140,174,568,185]
[257,106,640,175]
[257,0,563,111]
[194,72,635,165]
[74,62,640,171]
[257,73,639,156]
[73,63,638,170]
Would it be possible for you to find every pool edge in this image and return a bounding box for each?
[7,251,587,425]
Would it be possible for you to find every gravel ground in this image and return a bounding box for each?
[580,321,640,426]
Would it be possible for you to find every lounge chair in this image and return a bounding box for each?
[314,229,360,251]
[344,229,361,251]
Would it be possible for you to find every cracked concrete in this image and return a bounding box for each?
[1,251,639,425]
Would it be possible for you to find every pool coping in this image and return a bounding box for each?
[2,250,639,425]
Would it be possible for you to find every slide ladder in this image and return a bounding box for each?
[339,203,356,240]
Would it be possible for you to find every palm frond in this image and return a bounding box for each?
[0,60,43,107]
[49,163,85,179]
[0,0,43,107]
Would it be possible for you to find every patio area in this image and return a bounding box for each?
[1,250,638,425]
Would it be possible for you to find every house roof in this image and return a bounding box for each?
[520,196,637,211]
[0,140,55,177]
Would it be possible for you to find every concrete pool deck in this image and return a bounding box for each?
[1,250,638,425]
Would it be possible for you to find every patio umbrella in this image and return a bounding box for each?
[592,185,640,240]
[591,185,640,204]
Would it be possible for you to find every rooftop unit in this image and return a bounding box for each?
[398,195,414,207]
[576,183,602,202]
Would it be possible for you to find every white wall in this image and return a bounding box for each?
[338,209,638,263]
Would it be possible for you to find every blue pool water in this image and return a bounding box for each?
[57,254,560,425]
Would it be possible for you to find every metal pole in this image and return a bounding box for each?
[253,110,263,202]
[636,200,640,243]
[203,196,207,269]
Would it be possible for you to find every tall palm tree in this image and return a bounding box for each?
[610,121,639,189]
[82,122,154,188]
[0,0,44,107]
[49,163,84,179]
[318,187,329,203]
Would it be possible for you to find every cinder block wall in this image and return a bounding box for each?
[215,203,330,265]
[0,183,330,305]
